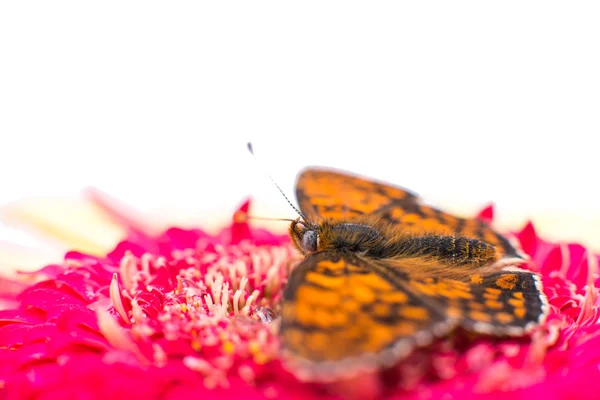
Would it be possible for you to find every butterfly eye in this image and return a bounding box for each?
[301,230,319,253]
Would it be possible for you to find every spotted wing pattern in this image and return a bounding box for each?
[281,251,454,380]
[282,252,548,380]
[295,168,524,259]
[384,266,549,335]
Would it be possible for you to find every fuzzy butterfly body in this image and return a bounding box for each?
[281,168,548,381]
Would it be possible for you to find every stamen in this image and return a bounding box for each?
[183,356,213,374]
[204,294,215,313]
[119,251,137,292]
[241,290,260,315]
[576,284,598,326]
[110,273,131,324]
[558,243,571,276]
[220,282,230,310]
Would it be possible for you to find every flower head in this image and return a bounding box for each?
[1,195,599,399]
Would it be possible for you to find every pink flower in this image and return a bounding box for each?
[0,194,599,399]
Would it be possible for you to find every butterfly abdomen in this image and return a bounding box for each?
[416,236,495,264]
[371,235,498,267]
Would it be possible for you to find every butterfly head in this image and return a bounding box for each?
[289,218,320,255]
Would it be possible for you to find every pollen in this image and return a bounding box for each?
[222,341,236,354]
[253,352,270,365]
[248,341,261,355]
[191,341,202,352]
[233,211,248,223]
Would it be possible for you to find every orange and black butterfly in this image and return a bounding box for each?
[281,168,549,381]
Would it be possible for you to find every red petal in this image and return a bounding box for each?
[476,204,495,224]
[516,221,538,257]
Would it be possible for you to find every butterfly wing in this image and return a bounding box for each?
[281,250,455,380]
[281,252,548,380]
[295,168,419,221]
[295,168,524,260]
[406,268,549,335]
[362,250,548,335]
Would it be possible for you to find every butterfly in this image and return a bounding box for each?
[280,168,549,381]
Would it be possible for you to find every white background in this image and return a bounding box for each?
[1,2,599,251]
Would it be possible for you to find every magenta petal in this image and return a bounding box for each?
[54,272,102,302]
[0,324,36,347]
[107,240,150,261]
[516,221,538,256]
[476,204,495,224]
[159,227,210,251]
[0,309,42,325]
[566,245,593,287]
[17,265,64,279]
[18,286,88,311]
[540,245,565,275]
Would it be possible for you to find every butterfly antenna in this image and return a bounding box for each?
[246,142,307,221]
[247,216,296,222]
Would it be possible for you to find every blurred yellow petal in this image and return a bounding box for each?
[1,197,127,256]
[0,241,62,277]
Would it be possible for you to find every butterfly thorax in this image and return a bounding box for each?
[317,220,385,255]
